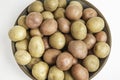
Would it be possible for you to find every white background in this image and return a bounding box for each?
[0,0,119,80]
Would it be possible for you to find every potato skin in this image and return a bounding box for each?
[84,33,96,50]
[40,19,58,36]
[29,36,45,58]
[43,49,61,64]
[48,66,64,80]
[83,55,100,72]
[71,21,87,40]
[95,31,107,42]
[68,40,88,59]
[64,71,74,80]
[71,64,89,80]
[58,0,67,8]
[56,52,73,71]
[42,37,50,49]
[54,8,65,19]
[42,11,54,20]
[32,61,49,80]
[30,28,43,37]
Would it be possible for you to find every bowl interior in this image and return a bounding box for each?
[12,0,111,80]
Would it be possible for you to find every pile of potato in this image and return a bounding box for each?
[8,0,110,80]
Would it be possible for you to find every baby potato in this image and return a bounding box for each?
[15,50,31,65]
[27,58,40,69]
[95,31,107,42]
[48,66,64,80]
[71,21,87,40]
[86,17,105,33]
[58,0,67,8]
[83,55,100,72]
[57,18,70,33]
[40,19,58,36]
[28,1,44,13]
[78,19,85,24]
[64,34,73,46]
[94,42,110,58]
[69,1,83,10]
[29,36,45,58]
[9,25,27,41]
[56,52,73,71]
[72,57,78,65]
[44,0,58,12]
[43,49,61,65]
[54,8,65,19]
[64,71,74,80]
[68,40,88,59]
[82,8,97,21]
[71,64,89,80]
[84,33,96,49]
[42,37,50,49]
[42,11,54,20]
[32,61,49,80]
[15,39,28,50]
[49,32,65,49]
[17,15,28,30]
[26,12,43,29]
[30,28,43,37]
[65,5,82,20]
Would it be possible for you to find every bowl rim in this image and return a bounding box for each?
[11,0,112,80]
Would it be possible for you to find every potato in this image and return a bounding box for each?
[40,19,58,36]
[68,40,88,59]
[72,57,78,65]
[43,49,61,64]
[71,21,87,40]
[17,15,28,30]
[30,28,43,37]
[15,39,28,50]
[48,66,64,80]
[86,17,105,33]
[8,25,27,41]
[82,8,97,21]
[26,12,43,29]
[64,71,74,80]
[84,33,96,49]
[44,0,58,12]
[49,32,65,49]
[78,19,85,24]
[56,52,73,71]
[42,11,54,20]
[65,5,82,20]
[54,8,65,19]
[57,18,70,33]
[29,36,45,57]
[94,42,110,58]
[95,31,107,42]
[64,34,73,46]
[32,61,49,80]
[71,64,89,80]
[15,50,31,65]
[58,0,67,8]
[83,55,100,72]
[42,37,50,49]
[69,1,83,10]
[28,1,44,13]
[27,58,40,69]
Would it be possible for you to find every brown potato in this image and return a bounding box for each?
[68,40,88,59]
[49,32,65,49]
[42,37,50,49]
[72,57,78,65]
[94,42,110,58]
[43,49,61,64]
[84,33,96,49]
[30,28,43,37]
[26,12,43,29]
[82,8,97,21]
[95,31,107,42]
[69,1,83,10]
[56,52,73,71]
[58,0,67,8]
[57,18,70,33]
[64,34,73,46]
[86,17,105,33]
[40,19,58,36]
[42,11,54,20]
[66,5,82,20]
[54,8,65,19]
[71,64,89,80]
[83,55,100,72]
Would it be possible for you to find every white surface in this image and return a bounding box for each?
[0,0,119,80]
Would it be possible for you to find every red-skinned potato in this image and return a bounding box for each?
[95,31,107,42]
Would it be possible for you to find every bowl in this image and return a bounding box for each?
[12,0,111,79]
